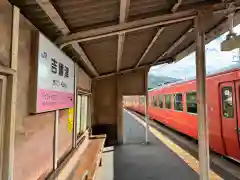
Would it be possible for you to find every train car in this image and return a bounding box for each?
[125,68,240,162]
[123,95,145,113]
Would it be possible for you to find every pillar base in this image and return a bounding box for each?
[142,141,150,145]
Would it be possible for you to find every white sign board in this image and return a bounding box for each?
[34,33,74,113]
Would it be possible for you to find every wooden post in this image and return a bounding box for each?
[144,69,149,144]
[87,94,91,134]
[53,110,59,170]
[0,75,7,178]
[73,63,77,148]
[90,81,96,136]
[11,6,20,71]
[195,11,210,180]
[117,75,123,144]
[2,6,19,180]
[90,84,94,136]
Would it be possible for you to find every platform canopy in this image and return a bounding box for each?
[9,0,240,78]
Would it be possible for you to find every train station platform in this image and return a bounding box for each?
[95,110,207,180]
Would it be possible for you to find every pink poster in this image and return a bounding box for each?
[37,89,74,112]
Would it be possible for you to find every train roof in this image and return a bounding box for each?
[149,63,240,92]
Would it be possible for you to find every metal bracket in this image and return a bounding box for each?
[226,2,237,40]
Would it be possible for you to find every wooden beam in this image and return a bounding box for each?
[36,0,69,34]
[58,12,195,46]
[11,6,20,71]
[119,0,130,23]
[153,26,193,65]
[95,65,150,80]
[172,0,183,13]
[117,0,130,72]
[135,27,165,67]
[56,2,240,46]
[95,56,174,80]
[59,15,192,46]
[117,34,125,72]
[152,57,175,66]
[135,0,186,68]
[176,11,240,61]
[71,44,99,76]
[0,65,15,76]
[36,0,99,77]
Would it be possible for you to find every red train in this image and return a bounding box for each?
[125,68,240,162]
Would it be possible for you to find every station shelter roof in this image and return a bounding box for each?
[9,0,240,78]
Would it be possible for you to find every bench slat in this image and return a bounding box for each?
[68,135,106,180]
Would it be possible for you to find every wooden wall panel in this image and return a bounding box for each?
[13,9,92,180]
[76,65,91,91]
[119,68,147,96]
[92,68,148,145]
[93,76,117,125]
[0,0,12,66]
[92,76,117,145]
[14,15,55,180]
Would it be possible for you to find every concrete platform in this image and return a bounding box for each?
[95,110,199,180]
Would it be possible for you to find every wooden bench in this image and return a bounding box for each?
[68,134,106,180]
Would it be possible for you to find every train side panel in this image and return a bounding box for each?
[148,82,198,139]
[207,70,240,156]
[206,75,225,154]
[125,69,240,160]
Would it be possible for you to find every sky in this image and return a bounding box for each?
[149,24,240,80]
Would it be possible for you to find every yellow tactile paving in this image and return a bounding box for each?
[125,110,223,180]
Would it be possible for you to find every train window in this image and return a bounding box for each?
[165,95,172,109]
[149,96,153,106]
[158,95,163,108]
[174,93,183,111]
[186,92,197,114]
[222,87,234,118]
[139,96,145,105]
[148,96,153,106]
[151,96,154,106]
[153,96,158,107]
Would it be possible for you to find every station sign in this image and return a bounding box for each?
[32,33,74,113]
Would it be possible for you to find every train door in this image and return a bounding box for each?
[220,82,240,160]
